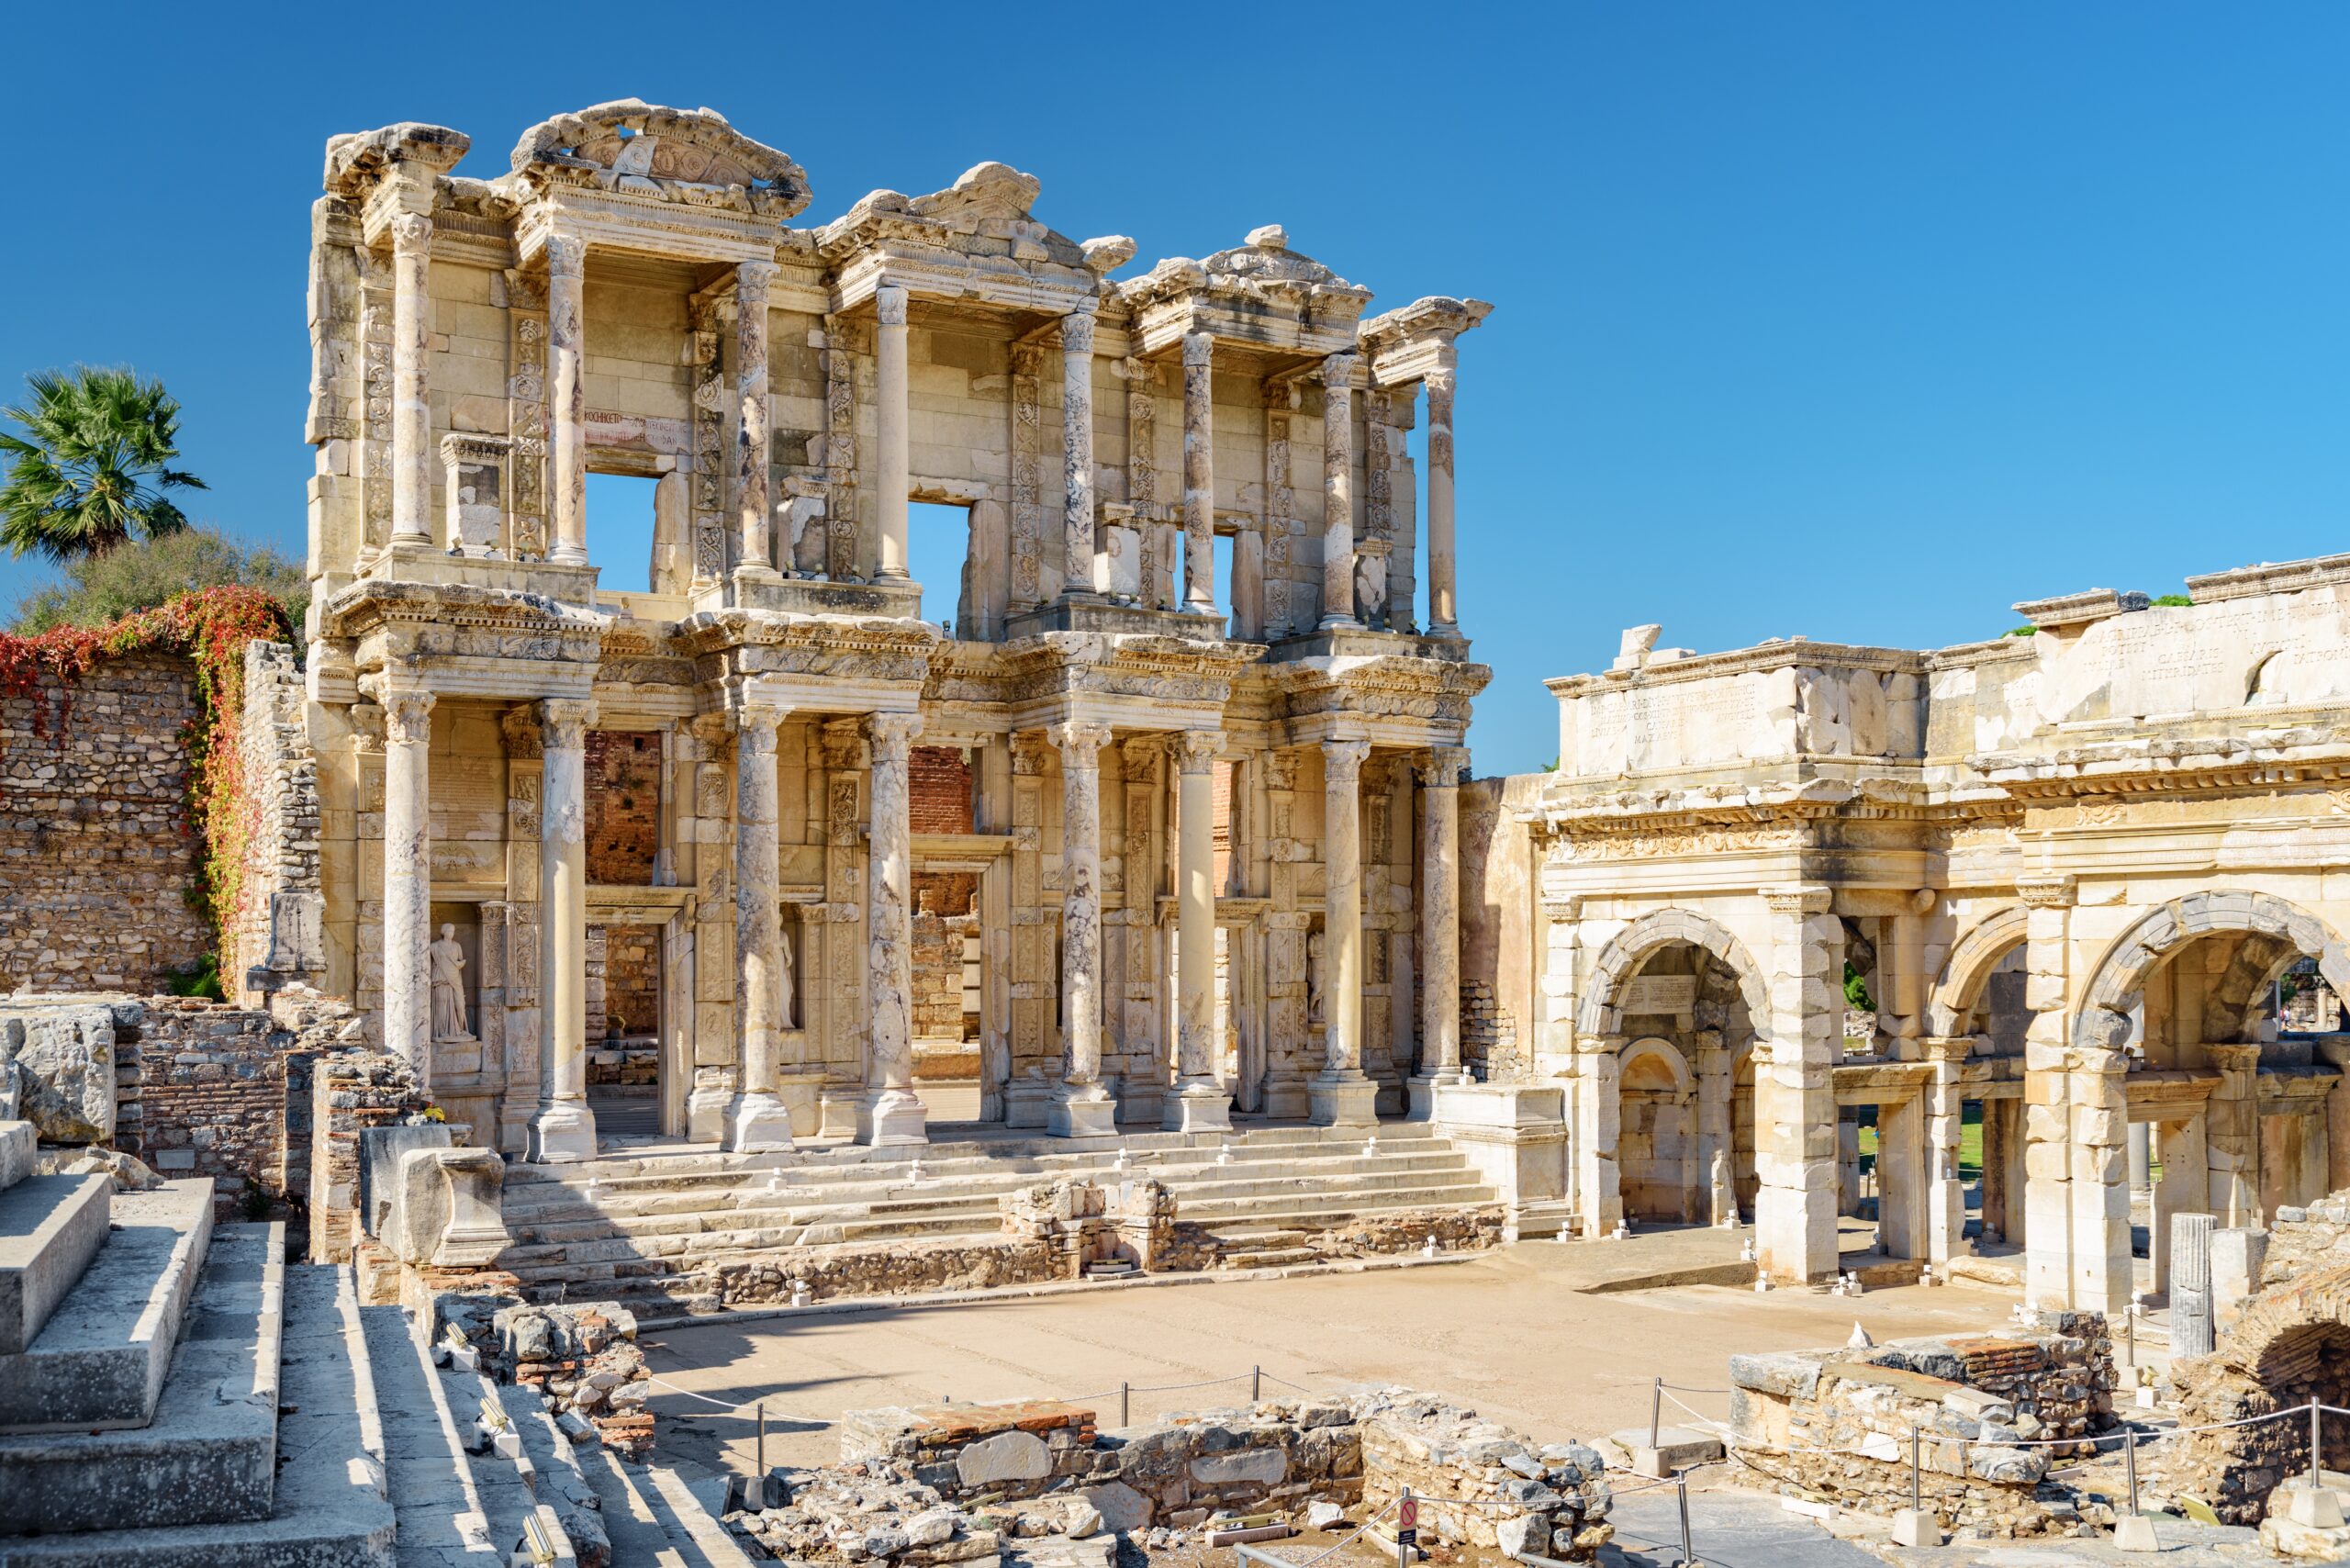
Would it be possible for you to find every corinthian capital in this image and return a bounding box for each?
[866,711,923,761]
[876,282,909,327]
[543,232,586,278]
[1321,738,1371,785]
[1415,746,1471,788]
[1174,731,1223,775]
[388,211,434,253]
[537,697,597,751]
[1050,720,1113,763]
[383,689,435,745]
[1061,310,1097,356]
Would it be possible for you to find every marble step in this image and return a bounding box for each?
[0,1222,281,1536]
[0,1180,216,1434]
[0,1172,113,1356]
[435,1361,576,1568]
[0,1120,37,1191]
[497,1383,611,1568]
[360,1301,507,1564]
[0,1260,398,1568]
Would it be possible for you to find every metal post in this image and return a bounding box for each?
[1121,1381,1130,1428]
[1398,1486,1412,1568]
[756,1401,766,1477]
[1676,1473,1694,1568]
[1650,1376,1663,1450]
[2124,1308,2135,1368]
[2313,1395,2324,1491]
[1253,1364,1262,1402]
[1909,1426,1921,1512]
[2124,1428,2140,1517]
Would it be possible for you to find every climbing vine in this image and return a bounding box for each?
[0,586,295,963]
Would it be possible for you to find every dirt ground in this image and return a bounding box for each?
[639,1232,2028,1479]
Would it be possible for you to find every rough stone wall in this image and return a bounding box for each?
[911,907,976,1043]
[123,998,296,1209]
[601,924,659,1039]
[235,640,322,995]
[309,1040,429,1262]
[1729,1315,2114,1537]
[585,729,661,885]
[0,649,213,991]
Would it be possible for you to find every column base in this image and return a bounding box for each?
[1169,1081,1233,1134]
[1047,1084,1119,1139]
[1406,1070,1468,1122]
[860,1088,930,1147]
[686,1085,733,1145]
[725,1092,796,1154]
[1317,613,1362,632]
[529,1100,599,1164]
[1308,1070,1380,1128]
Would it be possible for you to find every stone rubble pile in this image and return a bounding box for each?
[723,1386,1613,1563]
[2254,1192,2350,1290]
[441,1294,658,1460]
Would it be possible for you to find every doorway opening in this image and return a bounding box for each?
[585,472,660,593]
[586,923,662,1139]
[909,871,982,1123]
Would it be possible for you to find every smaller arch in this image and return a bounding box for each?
[1925,904,2029,1038]
[1577,908,1769,1038]
[1620,1036,1695,1098]
[2074,890,2350,1055]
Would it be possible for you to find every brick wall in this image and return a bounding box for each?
[0,649,213,991]
[586,730,662,885]
[910,745,972,834]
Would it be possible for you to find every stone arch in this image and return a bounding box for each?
[2173,1260,2350,1522]
[1577,909,1769,1039]
[1924,904,2028,1038]
[1620,1036,1695,1097]
[2074,891,2350,1054]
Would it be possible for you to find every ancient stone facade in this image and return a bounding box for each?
[1468,566,2350,1303]
[0,650,215,993]
[290,101,1491,1162]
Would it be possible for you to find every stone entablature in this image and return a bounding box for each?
[284,99,1495,1163]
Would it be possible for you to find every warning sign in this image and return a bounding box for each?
[1398,1497,1418,1531]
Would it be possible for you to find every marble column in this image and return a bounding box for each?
[735,261,778,581]
[1424,355,1460,636]
[545,234,588,566]
[1319,353,1359,629]
[1059,310,1100,603]
[864,712,929,1144]
[532,699,597,1161]
[1754,886,1841,1284]
[1311,739,1377,1126]
[876,283,912,581]
[1181,331,1217,616]
[1409,745,1469,1118]
[1048,721,1116,1136]
[727,704,793,1152]
[388,213,435,550]
[1171,731,1229,1132]
[382,689,434,1081]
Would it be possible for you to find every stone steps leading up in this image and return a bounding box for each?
[0,1259,398,1568]
[0,1221,281,1536]
[0,1172,112,1356]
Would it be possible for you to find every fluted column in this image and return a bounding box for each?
[1171,731,1230,1131]
[1181,331,1217,616]
[545,234,588,565]
[734,261,778,581]
[1425,354,1460,636]
[388,213,435,550]
[531,699,597,1160]
[1319,353,1359,629]
[1311,738,1377,1126]
[864,712,929,1145]
[382,689,434,1081]
[727,704,792,1152]
[1409,745,1469,1118]
[876,284,912,581]
[1059,310,1100,603]
[1048,720,1116,1136]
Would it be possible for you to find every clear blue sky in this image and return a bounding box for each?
[5,3,2344,774]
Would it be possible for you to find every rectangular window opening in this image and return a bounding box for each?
[585,472,659,596]
[1213,532,1235,622]
[908,501,971,635]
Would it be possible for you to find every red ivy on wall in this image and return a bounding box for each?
[0,587,295,957]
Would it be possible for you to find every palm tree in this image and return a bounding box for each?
[0,367,206,562]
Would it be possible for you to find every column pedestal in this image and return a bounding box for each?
[1047,1087,1119,1139]
[1406,1070,1470,1123]
[1310,1071,1381,1128]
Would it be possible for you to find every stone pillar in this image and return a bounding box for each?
[531,699,597,1161]
[2151,1114,2205,1291]
[1049,721,1115,1136]
[1577,1036,1624,1238]
[1755,886,1841,1285]
[388,213,435,550]
[1171,731,1229,1131]
[1058,311,1100,603]
[1409,746,1469,1119]
[1310,739,1377,1126]
[1318,353,1359,629]
[726,704,793,1152]
[544,234,588,566]
[876,283,912,582]
[2171,1210,2216,1357]
[2205,1042,2263,1226]
[1924,1036,1973,1274]
[1424,353,1459,636]
[734,261,778,581]
[1181,331,1216,616]
[864,712,928,1145]
[382,689,434,1081]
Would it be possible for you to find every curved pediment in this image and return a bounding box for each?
[506,99,811,218]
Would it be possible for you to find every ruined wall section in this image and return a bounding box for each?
[237,640,324,1000]
[0,649,213,993]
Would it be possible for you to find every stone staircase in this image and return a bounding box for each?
[498,1123,1499,1316]
[0,1118,750,1568]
